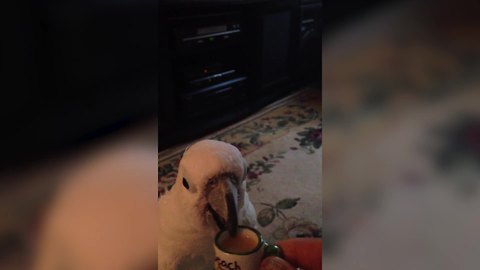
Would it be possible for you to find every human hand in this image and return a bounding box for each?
[260,238,322,270]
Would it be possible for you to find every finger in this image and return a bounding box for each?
[260,256,296,270]
[277,238,322,270]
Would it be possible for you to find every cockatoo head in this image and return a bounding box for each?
[172,140,248,236]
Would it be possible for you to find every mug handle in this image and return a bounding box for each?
[263,243,283,258]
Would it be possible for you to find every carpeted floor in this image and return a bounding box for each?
[159,88,322,243]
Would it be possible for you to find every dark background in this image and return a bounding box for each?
[1,0,159,172]
[0,0,394,171]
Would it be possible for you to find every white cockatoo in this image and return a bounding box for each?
[158,140,257,270]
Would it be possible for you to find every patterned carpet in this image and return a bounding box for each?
[159,88,322,243]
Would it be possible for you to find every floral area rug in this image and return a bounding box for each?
[159,88,322,243]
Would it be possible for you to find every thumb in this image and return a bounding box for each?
[260,256,295,270]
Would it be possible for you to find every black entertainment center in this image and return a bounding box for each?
[2,0,320,166]
[159,0,321,150]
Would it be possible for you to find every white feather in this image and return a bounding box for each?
[158,140,257,270]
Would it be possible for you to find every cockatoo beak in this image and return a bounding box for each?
[207,179,239,236]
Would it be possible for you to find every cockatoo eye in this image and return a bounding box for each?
[182,177,190,190]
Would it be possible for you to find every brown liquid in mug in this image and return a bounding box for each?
[218,231,259,254]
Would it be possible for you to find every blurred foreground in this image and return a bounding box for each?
[0,122,157,270]
[323,0,480,269]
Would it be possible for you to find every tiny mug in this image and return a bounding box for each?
[213,225,282,270]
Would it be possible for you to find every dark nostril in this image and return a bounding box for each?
[183,177,190,189]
